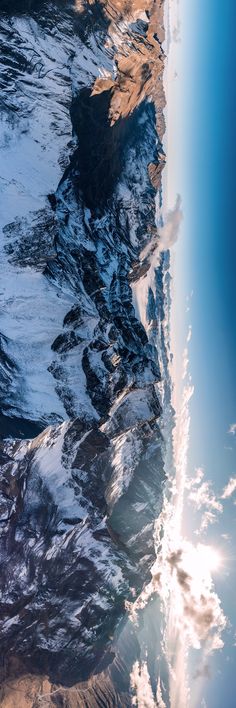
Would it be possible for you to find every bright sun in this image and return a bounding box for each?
[181,543,222,582]
[198,545,221,573]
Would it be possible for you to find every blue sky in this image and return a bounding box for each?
[183,0,236,488]
[168,1,236,705]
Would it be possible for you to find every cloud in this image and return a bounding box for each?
[165,543,226,653]
[228,423,236,435]
[193,663,211,680]
[188,471,221,512]
[221,533,231,541]
[158,195,182,251]
[187,470,223,533]
[130,329,225,708]
[130,665,167,708]
[187,325,192,343]
[156,677,167,708]
[186,467,204,488]
[130,661,156,707]
[150,536,226,708]
[221,477,236,499]
[182,347,189,380]
[198,511,219,534]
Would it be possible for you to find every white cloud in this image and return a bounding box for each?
[221,477,236,499]
[129,328,226,708]
[198,511,219,535]
[156,677,166,708]
[130,661,156,707]
[166,543,226,652]
[182,347,189,380]
[190,481,223,512]
[187,325,192,343]
[187,471,223,533]
[186,467,204,488]
[150,538,226,708]
[158,195,182,251]
[228,423,236,435]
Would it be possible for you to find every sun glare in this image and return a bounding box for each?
[199,545,221,573]
[181,543,222,583]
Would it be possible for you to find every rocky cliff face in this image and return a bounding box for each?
[0,0,170,704]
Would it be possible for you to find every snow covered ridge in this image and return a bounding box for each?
[0,0,170,702]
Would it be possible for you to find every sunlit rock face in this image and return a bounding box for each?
[0,0,169,703]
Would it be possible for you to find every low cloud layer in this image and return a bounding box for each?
[129,328,228,708]
[130,661,167,708]
[130,661,157,708]
[155,542,226,654]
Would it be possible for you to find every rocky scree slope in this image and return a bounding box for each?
[0,0,169,704]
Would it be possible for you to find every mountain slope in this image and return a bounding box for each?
[0,0,170,704]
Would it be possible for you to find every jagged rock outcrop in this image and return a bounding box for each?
[0,0,171,704]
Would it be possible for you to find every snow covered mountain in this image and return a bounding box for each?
[0,0,171,704]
